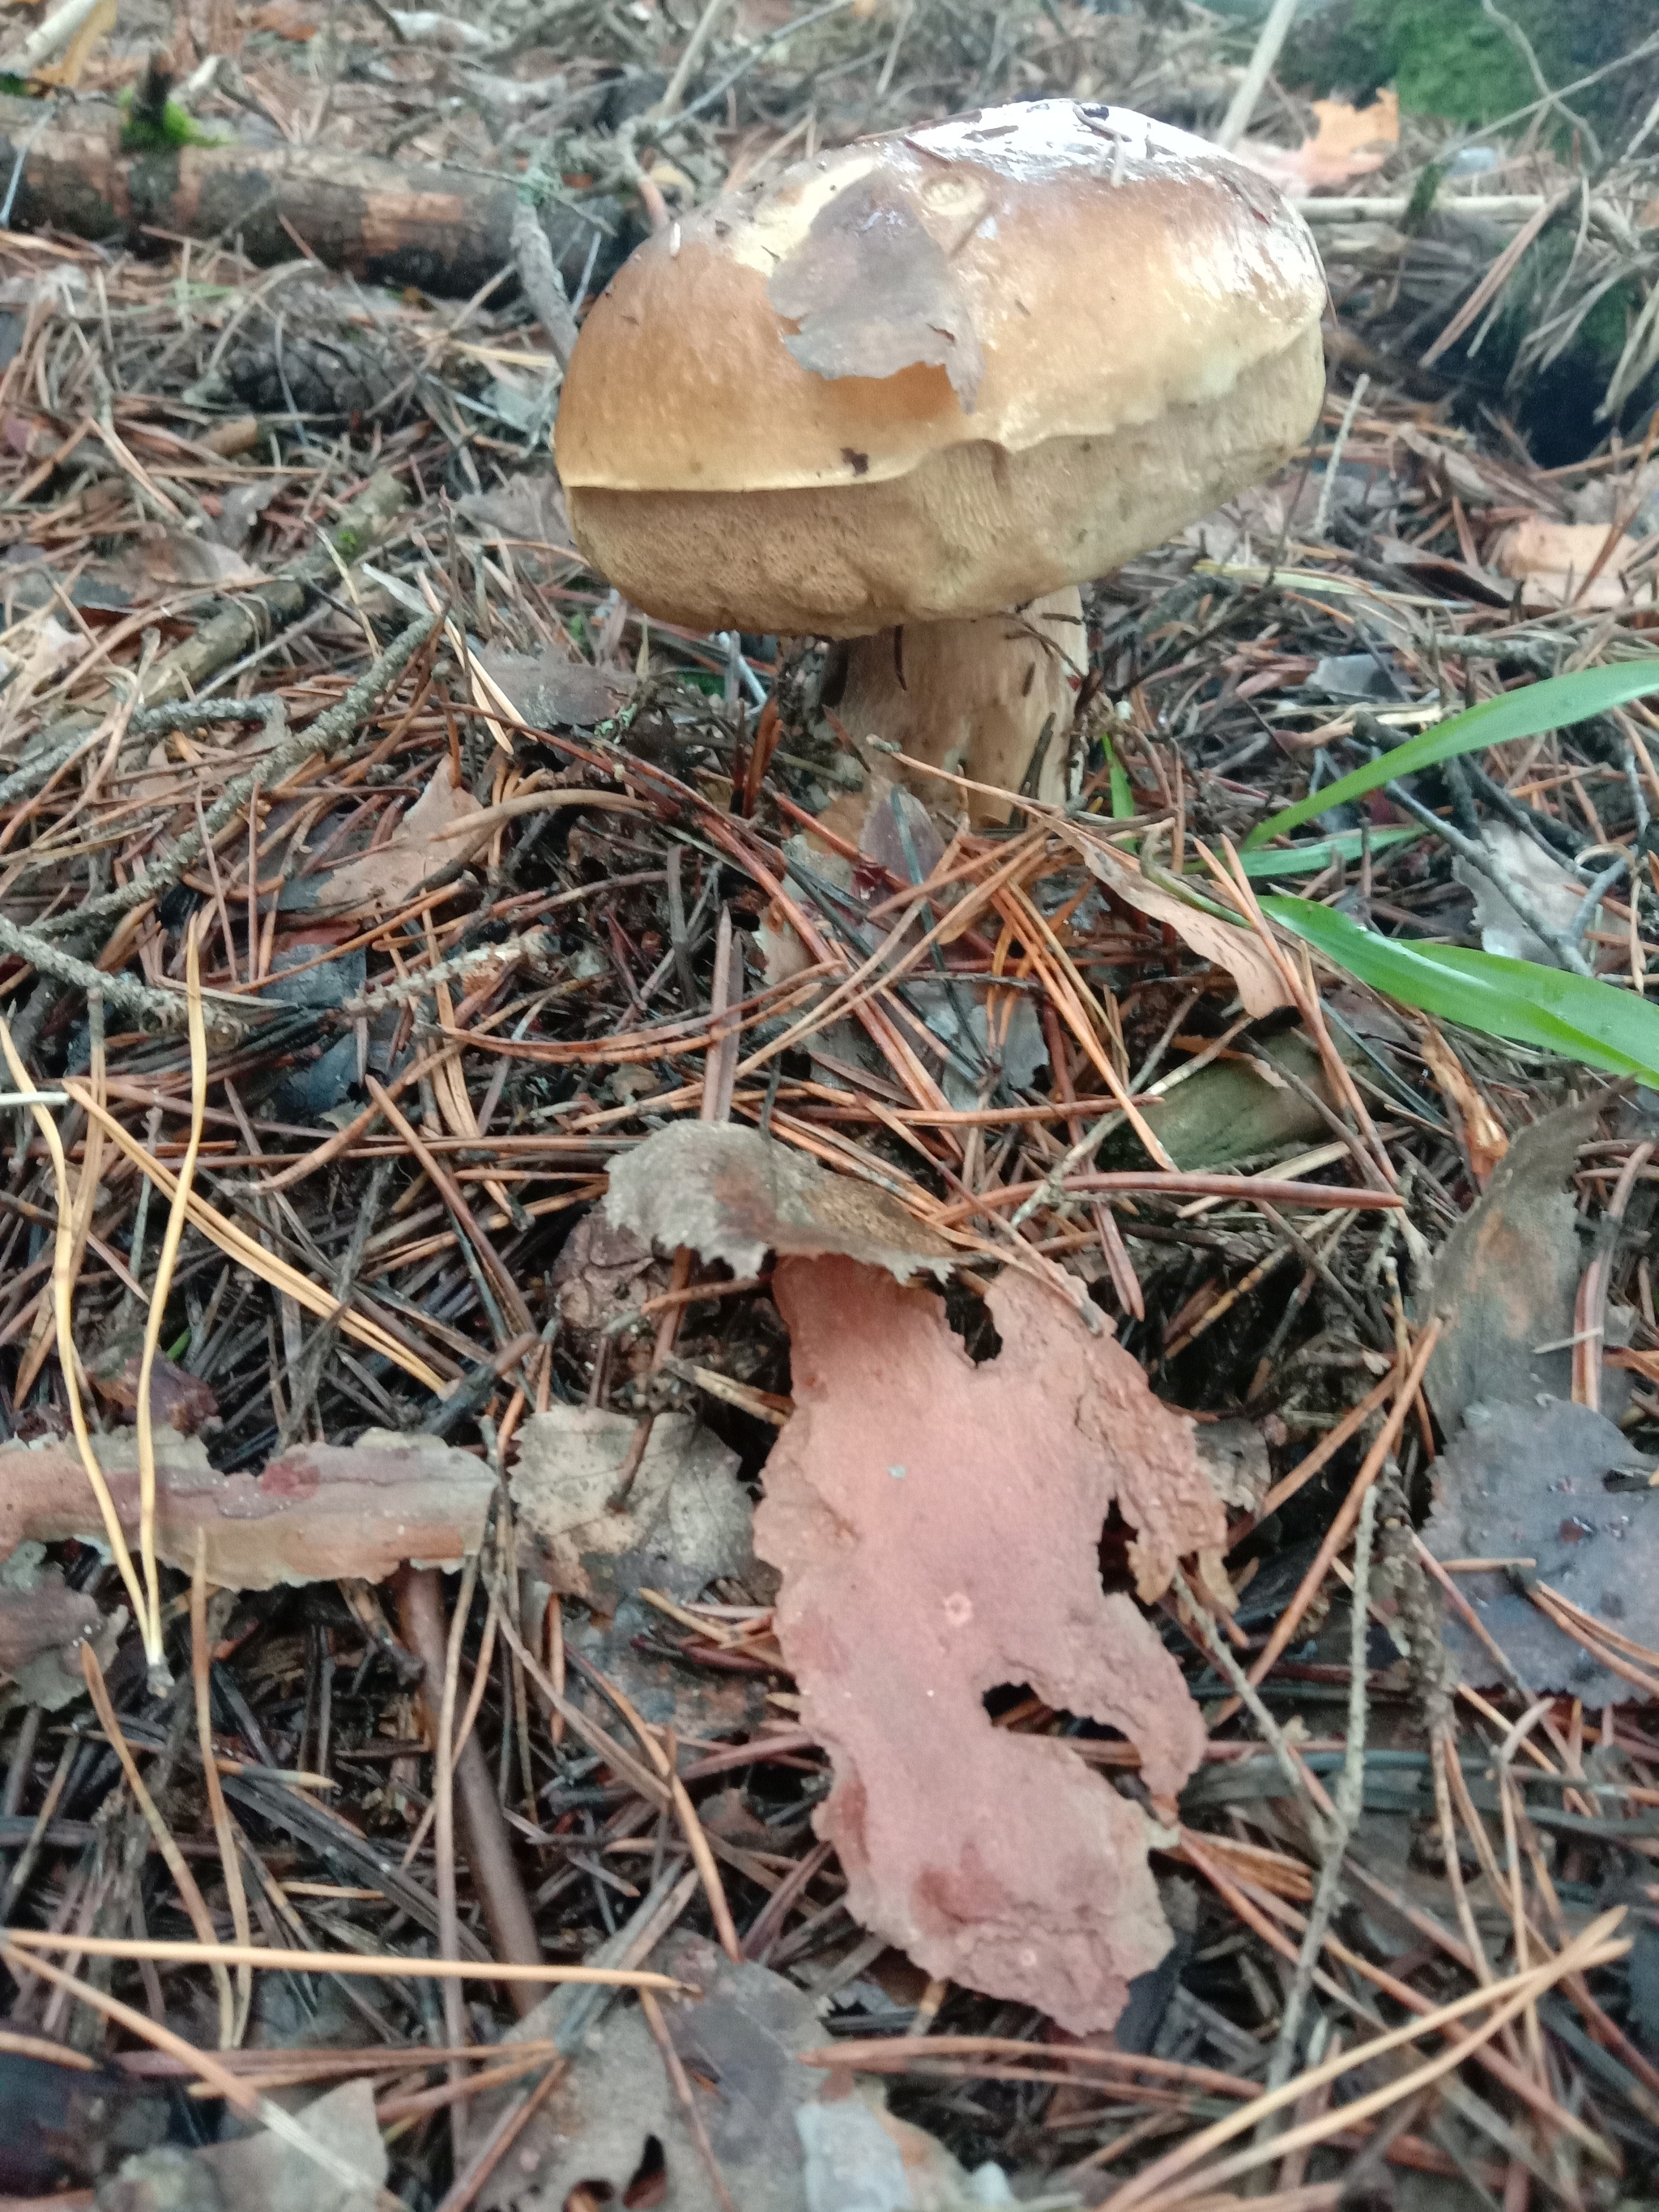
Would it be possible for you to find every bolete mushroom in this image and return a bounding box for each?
[554,99,1324,823]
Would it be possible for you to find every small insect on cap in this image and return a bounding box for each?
[554,99,1328,638]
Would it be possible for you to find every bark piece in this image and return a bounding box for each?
[757,1255,1224,2033]
[0,1428,493,1590]
[605,1121,955,1283]
[0,95,602,299]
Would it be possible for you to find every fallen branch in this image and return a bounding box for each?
[0,96,558,296]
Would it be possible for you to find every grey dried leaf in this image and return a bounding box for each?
[766,174,984,411]
[604,1122,956,1284]
[455,473,570,547]
[0,1568,100,1684]
[476,642,628,730]
[1423,1097,1599,1434]
[1425,1397,1657,1703]
[510,1403,757,1604]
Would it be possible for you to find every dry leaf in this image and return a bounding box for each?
[175,2079,385,2212]
[1490,517,1658,612]
[249,0,319,36]
[111,526,267,597]
[1078,839,1292,1019]
[1235,89,1398,193]
[766,172,984,411]
[511,1403,757,1604]
[757,1254,1224,2032]
[1415,1021,1508,1185]
[550,1208,662,1336]
[1454,820,1580,966]
[482,1933,1000,2212]
[319,761,483,912]
[0,1428,494,1591]
[605,1121,955,1284]
[1425,1398,1657,1705]
[455,473,571,548]
[1396,424,1500,509]
[89,1349,219,1434]
[476,642,629,730]
[0,1569,100,1683]
[1424,1098,1598,1434]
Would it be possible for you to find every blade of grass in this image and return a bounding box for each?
[1264,894,1659,1084]
[1235,828,1425,879]
[135,918,207,1669]
[0,1014,155,1664]
[1246,663,1659,847]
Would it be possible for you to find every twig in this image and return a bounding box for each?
[1260,1488,1380,2109]
[1215,0,1303,151]
[1313,375,1369,541]
[33,612,437,942]
[192,1537,252,2047]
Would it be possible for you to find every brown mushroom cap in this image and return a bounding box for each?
[555,99,1326,637]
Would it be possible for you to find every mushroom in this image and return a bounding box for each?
[554,99,1325,825]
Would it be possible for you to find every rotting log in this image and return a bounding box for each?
[0,95,608,298]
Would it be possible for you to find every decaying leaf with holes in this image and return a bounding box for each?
[606,1120,1227,2031]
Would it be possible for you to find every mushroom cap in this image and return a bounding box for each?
[555,99,1326,637]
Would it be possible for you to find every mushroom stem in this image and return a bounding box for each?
[828,586,1084,827]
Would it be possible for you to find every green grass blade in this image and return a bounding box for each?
[1263,894,1659,1084]
[1102,733,1135,820]
[1245,663,1659,848]
[1236,827,1425,879]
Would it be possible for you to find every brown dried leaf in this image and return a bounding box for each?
[1491,517,1657,612]
[766,173,985,411]
[550,1208,661,1335]
[319,762,482,912]
[757,1255,1224,2032]
[111,526,267,597]
[1078,840,1292,1019]
[1415,1021,1508,1186]
[1235,89,1398,193]
[1425,1398,1657,1703]
[89,1351,219,1435]
[0,1429,493,1592]
[605,1122,955,1283]
[249,0,319,36]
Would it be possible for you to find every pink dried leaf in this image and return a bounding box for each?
[757,1255,1224,2034]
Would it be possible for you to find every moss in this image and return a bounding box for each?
[331,524,366,561]
[117,87,226,153]
[1284,0,1658,136]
